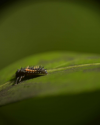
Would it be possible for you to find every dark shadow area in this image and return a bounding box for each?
[0,0,100,18]
[10,75,44,86]
[0,90,100,125]
[0,0,100,70]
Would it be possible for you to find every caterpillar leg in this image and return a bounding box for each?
[15,77,20,85]
[15,75,25,85]
[19,76,24,82]
[19,75,25,83]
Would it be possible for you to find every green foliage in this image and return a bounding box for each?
[0,1,100,69]
[0,1,100,125]
[0,52,100,125]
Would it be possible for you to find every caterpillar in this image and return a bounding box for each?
[15,66,47,85]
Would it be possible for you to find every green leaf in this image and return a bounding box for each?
[0,51,100,125]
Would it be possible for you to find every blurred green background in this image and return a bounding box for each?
[0,0,100,70]
[0,1,100,125]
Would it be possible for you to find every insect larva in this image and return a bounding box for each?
[15,66,47,84]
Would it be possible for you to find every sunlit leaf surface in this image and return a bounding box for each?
[0,52,100,105]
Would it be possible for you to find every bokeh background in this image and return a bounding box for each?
[0,0,100,70]
[0,1,100,125]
